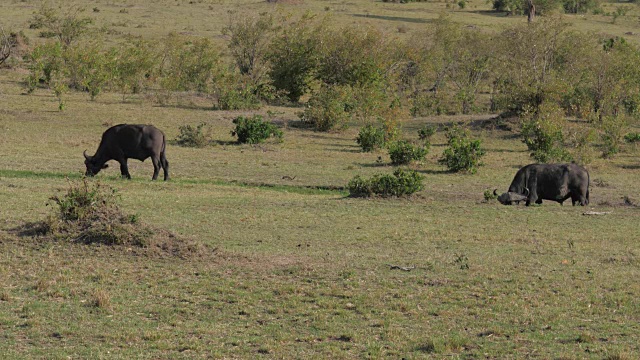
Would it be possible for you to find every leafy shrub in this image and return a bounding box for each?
[158,34,223,93]
[567,127,597,165]
[232,115,283,144]
[563,0,600,14]
[316,26,389,88]
[418,125,436,148]
[223,12,275,77]
[268,14,323,102]
[418,125,436,141]
[44,178,150,246]
[24,41,64,93]
[65,42,114,100]
[520,104,571,163]
[438,126,485,173]
[112,39,158,100]
[483,189,498,202]
[356,125,385,152]
[300,84,353,131]
[600,114,627,158]
[29,3,93,46]
[348,169,425,198]
[624,132,640,143]
[388,140,428,165]
[174,123,210,148]
[49,179,117,222]
[214,77,262,110]
[410,92,458,117]
[0,27,16,67]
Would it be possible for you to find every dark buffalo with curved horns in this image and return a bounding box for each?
[495,163,589,206]
[83,124,169,180]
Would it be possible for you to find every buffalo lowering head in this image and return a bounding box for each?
[494,189,528,205]
[83,150,108,177]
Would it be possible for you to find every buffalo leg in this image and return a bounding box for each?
[151,156,160,180]
[572,194,588,206]
[526,191,538,206]
[161,152,169,181]
[119,160,131,179]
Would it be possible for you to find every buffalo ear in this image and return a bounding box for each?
[102,164,109,169]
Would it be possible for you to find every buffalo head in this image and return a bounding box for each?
[494,188,528,205]
[83,150,108,177]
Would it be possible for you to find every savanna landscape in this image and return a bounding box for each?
[1,0,640,358]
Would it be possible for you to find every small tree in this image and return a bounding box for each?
[520,103,571,162]
[388,140,428,165]
[315,25,390,88]
[356,124,386,152]
[0,27,15,66]
[268,14,324,102]
[600,114,627,158]
[223,12,275,80]
[174,123,210,148]
[438,125,485,173]
[232,115,283,144]
[112,39,157,101]
[348,169,424,198]
[158,34,223,94]
[30,4,93,47]
[25,41,64,93]
[65,42,115,100]
[300,84,353,131]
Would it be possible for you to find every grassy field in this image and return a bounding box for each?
[2,0,640,359]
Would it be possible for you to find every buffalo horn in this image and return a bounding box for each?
[493,189,499,196]
[83,150,91,160]
[508,192,527,201]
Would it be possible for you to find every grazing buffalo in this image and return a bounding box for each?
[495,163,589,206]
[84,124,169,180]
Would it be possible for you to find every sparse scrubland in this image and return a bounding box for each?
[1,0,640,358]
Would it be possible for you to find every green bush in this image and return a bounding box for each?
[410,92,459,117]
[520,104,571,163]
[112,40,158,100]
[49,178,117,222]
[563,0,600,14]
[316,26,389,88]
[624,132,640,143]
[348,169,425,198]
[30,3,93,46]
[300,84,353,131]
[388,140,428,165]
[174,123,210,148]
[44,178,150,247]
[418,125,436,148]
[214,77,262,110]
[483,189,498,202]
[600,114,627,158]
[268,14,323,102]
[223,13,275,76]
[158,34,223,94]
[356,125,386,152]
[25,41,64,93]
[232,115,283,144]
[438,126,485,173]
[65,42,115,100]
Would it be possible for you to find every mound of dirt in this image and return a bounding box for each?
[13,179,210,259]
[13,220,210,259]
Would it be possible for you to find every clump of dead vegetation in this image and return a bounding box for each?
[19,178,206,258]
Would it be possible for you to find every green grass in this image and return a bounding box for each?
[2,0,640,358]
